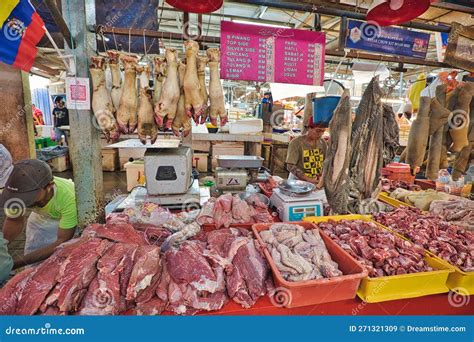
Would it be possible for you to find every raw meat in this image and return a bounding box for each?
[380,179,421,192]
[152,56,166,107]
[79,243,137,315]
[207,48,227,126]
[349,77,384,213]
[0,267,37,314]
[429,199,474,231]
[55,239,111,312]
[89,56,120,142]
[116,55,139,134]
[83,223,148,245]
[183,40,205,123]
[323,90,352,214]
[126,245,162,302]
[156,48,180,129]
[318,219,430,277]
[373,207,474,272]
[260,223,342,281]
[107,50,122,112]
[136,65,158,144]
[197,56,209,124]
[172,61,191,137]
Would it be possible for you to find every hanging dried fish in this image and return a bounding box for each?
[382,104,399,165]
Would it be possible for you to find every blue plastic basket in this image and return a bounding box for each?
[312,96,341,126]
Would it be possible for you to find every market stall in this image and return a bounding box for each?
[0,0,473,320]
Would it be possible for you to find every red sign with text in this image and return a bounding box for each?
[220,21,325,86]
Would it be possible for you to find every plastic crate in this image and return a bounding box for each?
[381,163,417,184]
[252,221,367,308]
[378,192,414,208]
[303,215,454,303]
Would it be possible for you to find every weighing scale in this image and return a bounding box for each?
[270,187,326,222]
[214,155,265,192]
[107,136,201,209]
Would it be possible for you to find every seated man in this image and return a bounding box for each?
[286,117,327,188]
[0,159,78,268]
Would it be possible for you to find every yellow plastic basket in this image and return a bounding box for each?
[303,215,454,303]
[378,192,414,208]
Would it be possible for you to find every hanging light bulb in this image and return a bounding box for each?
[367,0,431,26]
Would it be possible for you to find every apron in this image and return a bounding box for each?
[25,212,60,255]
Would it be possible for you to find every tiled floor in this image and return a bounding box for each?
[2,170,128,259]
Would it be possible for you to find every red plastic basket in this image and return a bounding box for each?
[381,163,417,184]
[252,221,367,308]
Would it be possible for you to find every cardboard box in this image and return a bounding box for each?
[193,153,209,173]
[102,149,119,172]
[119,148,146,170]
[211,142,245,171]
[124,160,145,192]
[47,155,69,172]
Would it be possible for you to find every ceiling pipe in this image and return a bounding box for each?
[230,0,451,33]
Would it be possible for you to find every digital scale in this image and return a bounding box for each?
[107,137,202,209]
[270,188,325,222]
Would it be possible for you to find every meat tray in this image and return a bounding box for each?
[252,221,367,308]
[303,215,454,303]
[378,192,414,209]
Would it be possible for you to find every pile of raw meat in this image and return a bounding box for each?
[0,218,271,315]
[259,223,342,282]
[373,207,474,272]
[381,179,421,192]
[197,193,273,228]
[317,220,431,277]
[429,199,474,231]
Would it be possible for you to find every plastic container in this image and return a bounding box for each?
[444,264,474,295]
[378,192,414,208]
[381,162,417,184]
[252,221,367,308]
[312,96,341,126]
[303,215,454,303]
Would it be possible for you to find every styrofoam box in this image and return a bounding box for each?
[124,161,145,192]
[119,148,146,170]
[229,119,263,135]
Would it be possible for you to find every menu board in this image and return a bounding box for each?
[220,21,325,86]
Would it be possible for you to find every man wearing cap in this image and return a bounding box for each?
[286,117,327,188]
[0,145,14,282]
[1,159,77,268]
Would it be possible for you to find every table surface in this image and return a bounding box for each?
[194,293,473,316]
[193,132,263,142]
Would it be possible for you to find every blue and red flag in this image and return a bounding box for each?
[0,0,45,72]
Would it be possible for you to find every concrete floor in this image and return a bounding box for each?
[2,170,128,260]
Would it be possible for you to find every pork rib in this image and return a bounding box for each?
[136,65,158,144]
[116,55,139,134]
[89,56,120,142]
[155,49,180,128]
[207,48,227,126]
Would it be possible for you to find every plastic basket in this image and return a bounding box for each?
[252,221,367,308]
[312,96,341,126]
[381,162,417,184]
[303,215,454,303]
[378,192,414,208]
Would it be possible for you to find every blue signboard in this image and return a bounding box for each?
[345,20,431,59]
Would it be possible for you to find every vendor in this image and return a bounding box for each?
[286,117,327,188]
[0,159,77,269]
[0,145,13,282]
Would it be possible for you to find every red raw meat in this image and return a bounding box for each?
[15,239,90,315]
[133,224,171,246]
[83,223,148,245]
[79,243,138,315]
[55,239,111,312]
[126,245,162,302]
[134,297,167,315]
[0,267,38,314]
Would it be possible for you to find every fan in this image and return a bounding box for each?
[366,0,431,26]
